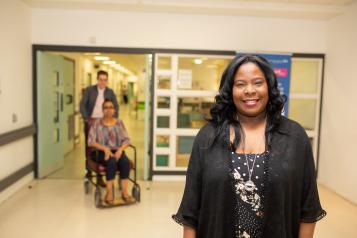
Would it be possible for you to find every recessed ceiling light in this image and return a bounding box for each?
[103,60,116,65]
[194,59,203,65]
[94,56,110,61]
[84,52,101,56]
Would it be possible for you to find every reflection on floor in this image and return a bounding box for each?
[0,181,356,238]
[48,103,145,180]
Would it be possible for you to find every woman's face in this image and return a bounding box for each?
[232,62,269,118]
[102,101,115,118]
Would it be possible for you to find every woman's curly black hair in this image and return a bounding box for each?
[209,54,286,151]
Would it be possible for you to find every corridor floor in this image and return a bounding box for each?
[0,179,356,238]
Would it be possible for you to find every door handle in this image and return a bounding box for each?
[54,92,60,123]
[66,94,73,104]
[60,93,64,112]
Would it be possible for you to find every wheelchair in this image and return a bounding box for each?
[84,144,141,208]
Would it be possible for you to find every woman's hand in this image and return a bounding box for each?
[103,147,113,161]
[114,148,123,160]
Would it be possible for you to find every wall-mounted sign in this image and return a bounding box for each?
[178,69,192,89]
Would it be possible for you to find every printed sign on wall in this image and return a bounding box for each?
[178,69,193,89]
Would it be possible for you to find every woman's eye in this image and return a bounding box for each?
[255,81,263,86]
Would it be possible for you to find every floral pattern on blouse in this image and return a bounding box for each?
[88,119,130,150]
[231,152,267,238]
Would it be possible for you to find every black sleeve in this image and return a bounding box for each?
[300,134,327,223]
[172,134,203,229]
[80,88,90,120]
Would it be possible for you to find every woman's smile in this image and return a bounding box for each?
[242,98,260,107]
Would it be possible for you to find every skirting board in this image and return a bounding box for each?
[0,173,34,205]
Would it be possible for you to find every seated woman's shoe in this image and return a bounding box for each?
[121,194,133,203]
[104,194,114,205]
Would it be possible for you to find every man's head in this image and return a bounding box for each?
[97,70,108,89]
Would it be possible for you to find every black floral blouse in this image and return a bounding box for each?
[172,117,326,238]
[231,152,268,238]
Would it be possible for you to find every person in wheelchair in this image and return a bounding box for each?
[88,99,132,204]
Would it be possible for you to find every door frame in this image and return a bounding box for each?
[62,57,76,155]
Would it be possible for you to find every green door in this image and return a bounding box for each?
[37,52,64,178]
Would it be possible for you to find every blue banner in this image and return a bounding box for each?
[237,53,292,116]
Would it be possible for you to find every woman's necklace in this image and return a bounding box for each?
[244,153,257,192]
[242,136,263,192]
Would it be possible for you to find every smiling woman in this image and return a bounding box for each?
[232,62,269,118]
[172,54,326,238]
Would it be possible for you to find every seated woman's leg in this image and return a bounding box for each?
[117,152,131,199]
[97,151,116,202]
[104,157,117,202]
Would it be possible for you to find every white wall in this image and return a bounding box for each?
[0,0,32,133]
[31,9,327,53]
[0,0,33,203]
[319,1,357,204]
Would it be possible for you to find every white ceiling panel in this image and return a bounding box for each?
[23,0,357,19]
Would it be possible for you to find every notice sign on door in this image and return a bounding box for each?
[178,70,192,89]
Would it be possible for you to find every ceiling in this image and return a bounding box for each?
[91,53,147,74]
[24,0,357,20]
[52,52,147,75]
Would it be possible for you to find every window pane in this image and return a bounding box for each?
[156,135,170,148]
[288,99,316,130]
[176,136,195,167]
[157,56,171,70]
[157,96,170,109]
[156,154,169,167]
[157,116,170,128]
[177,57,231,91]
[177,97,213,129]
[290,60,320,94]
[157,75,171,89]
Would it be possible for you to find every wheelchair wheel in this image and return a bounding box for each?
[84,179,91,194]
[94,188,102,208]
[131,184,140,202]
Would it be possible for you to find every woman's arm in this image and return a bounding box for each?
[183,225,196,238]
[87,120,113,159]
[298,222,316,238]
[90,142,110,152]
[114,143,129,159]
[114,120,131,159]
[90,142,113,160]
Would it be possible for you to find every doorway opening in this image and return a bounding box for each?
[36,50,152,180]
